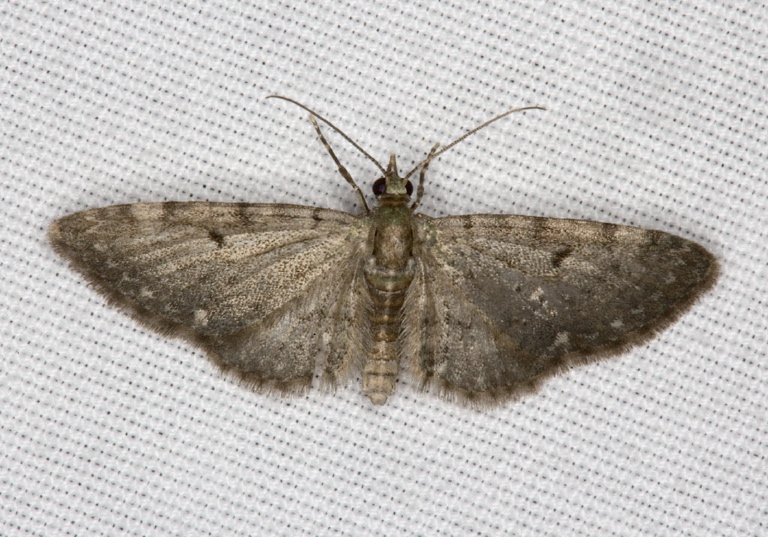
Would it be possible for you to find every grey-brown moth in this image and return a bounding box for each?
[49,98,719,407]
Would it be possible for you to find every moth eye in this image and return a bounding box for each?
[371,178,414,196]
[372,178,387,196]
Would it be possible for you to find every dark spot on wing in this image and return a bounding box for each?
[531,216,548,238]
[600,223,619,241]
[551,246,572,268]
[647,230,663,246]
[162,201,182,217]
[209,230,226,248]
[236,203,252,225]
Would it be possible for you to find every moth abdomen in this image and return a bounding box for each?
[48,105,718,408]
[362,259,416,405]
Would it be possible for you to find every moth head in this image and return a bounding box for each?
[372,154,413,198]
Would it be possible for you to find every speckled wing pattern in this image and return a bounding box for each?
[51,195,717,407]
[402,214,718,405]
[50,202,371,394]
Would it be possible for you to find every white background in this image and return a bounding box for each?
[2,1,766,536]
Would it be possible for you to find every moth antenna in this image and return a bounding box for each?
[266,95,386,174]
[411,143,440,210]
[403,106,546,181]
[309,116,370,213]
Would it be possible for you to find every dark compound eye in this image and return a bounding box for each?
[372,178,414,197]
[372,178,387,196]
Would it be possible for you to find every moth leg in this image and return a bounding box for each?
[309,115,370,213]
[411,143,440,210]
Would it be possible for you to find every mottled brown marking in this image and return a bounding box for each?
[208,230,226,247]
[551,246,572,268]
[49,120,718,408]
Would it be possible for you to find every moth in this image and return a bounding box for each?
[49,97,719,407]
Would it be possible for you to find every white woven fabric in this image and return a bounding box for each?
[2,1,765,535]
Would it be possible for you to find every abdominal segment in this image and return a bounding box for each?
[361,258,415,405]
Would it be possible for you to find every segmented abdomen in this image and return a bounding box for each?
[362,259,415,405]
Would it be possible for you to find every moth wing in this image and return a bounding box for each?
[50,202,371,393]
[404,214,718,406]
